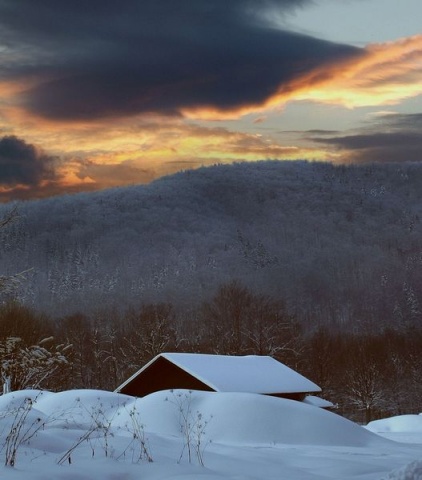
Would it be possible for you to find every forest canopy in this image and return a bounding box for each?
[0,160,421,332]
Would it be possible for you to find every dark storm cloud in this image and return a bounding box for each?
[0,136,56,186]
[304,129,340,135]
[312,114,422,163]
[0,0,362,121]
[381,113,422,131]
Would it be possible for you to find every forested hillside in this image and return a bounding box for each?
[1,160,421,331]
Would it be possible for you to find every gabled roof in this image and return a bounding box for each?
[116,352,321,395]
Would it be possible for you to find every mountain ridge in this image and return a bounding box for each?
[1,160,421,330]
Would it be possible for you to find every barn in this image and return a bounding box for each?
[115,352,322,401]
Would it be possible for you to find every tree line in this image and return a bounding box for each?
[1,281,420,424]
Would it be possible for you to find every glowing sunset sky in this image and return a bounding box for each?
[0,0,421,200]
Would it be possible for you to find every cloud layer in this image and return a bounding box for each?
[0,0,361,121]
[0,135,56,186]
[0,1,421,201]
[312,114,422,163]
[289,35,422,109]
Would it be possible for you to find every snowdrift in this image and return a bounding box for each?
[0,388,419,480]
[0,388,388,448]
[129,389,388,447]
[367,414,422,434]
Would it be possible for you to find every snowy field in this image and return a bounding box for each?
[0,389,421,480]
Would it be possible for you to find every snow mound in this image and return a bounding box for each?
[0,389,390,448]
[0,388,418,480]
[383,460,422,480]
[367,415,422,433]
[33,389,133,428]
[127,390,389,447]
[0,389,52,412]
[0,389,52,429]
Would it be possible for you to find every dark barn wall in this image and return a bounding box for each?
[119,356,215,397]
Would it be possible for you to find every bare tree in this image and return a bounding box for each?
[202,281,253,354]
[121,303,177,374]
[339,337,390,423]
[202,281,299,358]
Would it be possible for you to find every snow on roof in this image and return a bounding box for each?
[158,353,321,394]
[303,395,335,408]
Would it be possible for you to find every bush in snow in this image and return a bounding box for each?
[0,394,46,467]
[0,336,71,394]
[383,460,422,480]
[166,390,212,466]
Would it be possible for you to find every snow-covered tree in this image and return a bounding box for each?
[0,206,27,297]
[0,336,71,394]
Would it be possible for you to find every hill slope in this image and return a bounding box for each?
[1,160,421,329]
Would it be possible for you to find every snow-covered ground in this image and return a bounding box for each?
[0,389,420,479]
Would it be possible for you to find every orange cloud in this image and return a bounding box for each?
[0,110,328,200]
[182,34,422,119]
[291,34,422,108]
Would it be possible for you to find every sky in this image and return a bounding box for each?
[0,0,421,201]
